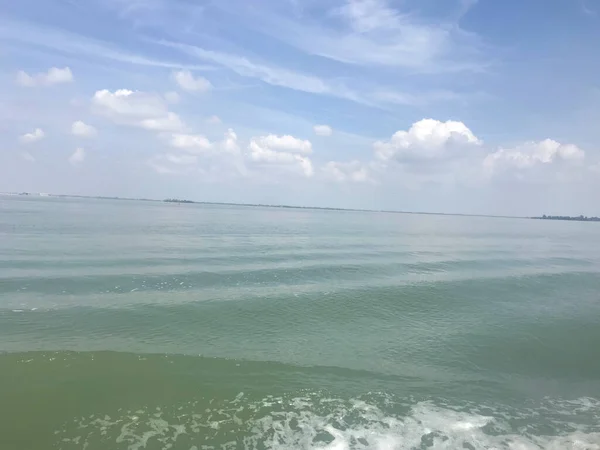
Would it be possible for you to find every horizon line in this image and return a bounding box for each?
[1,191,530,220]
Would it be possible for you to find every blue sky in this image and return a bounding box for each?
[1,0,599,215]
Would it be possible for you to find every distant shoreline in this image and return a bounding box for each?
[2,192,597,222]
[533,215,600,222]
[0,192,523,219]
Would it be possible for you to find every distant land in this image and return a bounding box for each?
[534,215,600,222]
[164,199,196,204]
[2,192,598,222]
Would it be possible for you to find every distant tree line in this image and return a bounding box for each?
[164,199,195,204]
[535,215,600,222]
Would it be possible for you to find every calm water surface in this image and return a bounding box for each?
[1,196,600,449]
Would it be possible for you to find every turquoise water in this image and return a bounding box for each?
[1,196,600,449]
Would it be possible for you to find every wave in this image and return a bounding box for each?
[54,391,600,449]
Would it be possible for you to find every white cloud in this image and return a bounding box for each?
[168,133,212,152]
[251,134,312,154]
[69,148,86,165]
[221,129,240,153]
[213,0,484,73]
[484,139,585,173]
[157,37,462,108]
[374,119,481,162]
[158,40,451,108]
[139,112,185,132]
[314,125,333,136]
[164,91,180,104]
[0,19,215,71]
[207,115,222,125]
[16,67,73,87]
[92,89,167,118]
[324,0,484,72]
[19,128,45,144]
[71,121,97,138]
[92,89,185,132]
[163,41,330,94]
[364,120,590,189]
[150,129,247,178]
[323,161,370,182]
[219,129,249,176]
[173,70,212,92]
[248,134,314,177]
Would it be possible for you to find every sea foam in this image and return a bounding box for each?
[55,393,600,449]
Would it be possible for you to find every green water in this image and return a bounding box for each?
[2,196,600,449]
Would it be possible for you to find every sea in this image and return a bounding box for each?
[1,196,600,450]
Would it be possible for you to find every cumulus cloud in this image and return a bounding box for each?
[92,89,185,132]
[139,112,185,132]
[150,129,247,178]
[222,129,240,154]
[142,113,590,191]
[92,89,166,118]
[251,134,312,154]
[168,133,212,152]
[68,148,85,165]
[365,120,588,188]
[16,67,73,87]
[314,124,333,136]
[172,70,212,92]
[248,134,314,177]
[71,121,97,138]
[374,119,481,163]
[19,128,45,144]
[305,118,485,189]
[483,139,585,173]
[323,161,370,182]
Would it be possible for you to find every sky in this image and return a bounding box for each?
[1,0,600,216]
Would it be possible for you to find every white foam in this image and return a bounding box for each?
[54,395,600,450]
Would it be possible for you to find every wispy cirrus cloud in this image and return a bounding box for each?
[0,7,477,109]
[0,18,215,71]
[210,0,488,73]
[158,40,462,107]
[581,0,597,16]
[159,40,332,95]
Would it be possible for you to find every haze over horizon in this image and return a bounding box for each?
[2,0,600,216]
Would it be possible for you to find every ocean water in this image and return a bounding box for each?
[1,196,600,450]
